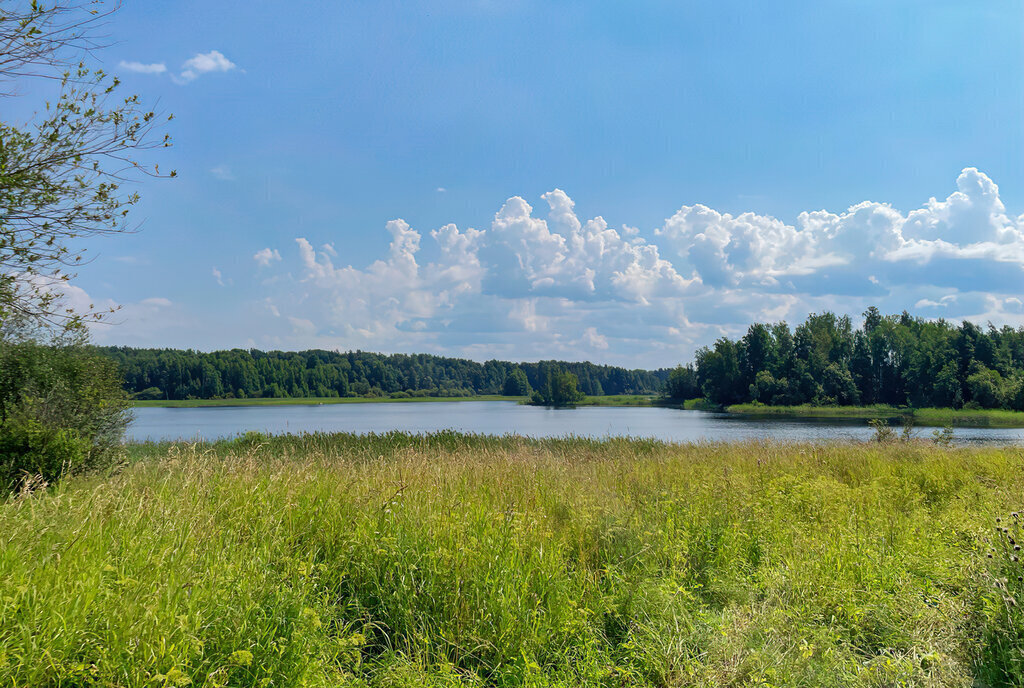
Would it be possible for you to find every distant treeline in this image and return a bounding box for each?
[666,307,1024,410]
[97,347,669,400]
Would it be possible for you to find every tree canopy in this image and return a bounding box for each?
[530,367,586,407]
[0,1,161,488]
[0,0,172,332]
[97,347,669,401]
[688,308,1024,411]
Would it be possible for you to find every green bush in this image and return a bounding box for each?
[132,386,164,401]
[0,418,91,486]
[0,340,128,490]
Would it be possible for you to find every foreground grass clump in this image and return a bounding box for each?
[2,433,1023,686]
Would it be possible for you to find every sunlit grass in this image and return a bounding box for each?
[575,394,657,406]
[727,403,1024,427]
[2,432,1022,686]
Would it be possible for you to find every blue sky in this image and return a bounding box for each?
[42,0,1024,366]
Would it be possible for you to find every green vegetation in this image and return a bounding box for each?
[99,347,667,401]
[726,403,1024,427]
[101,309,1024,420]
[529,368,586,406]
[0,3,172,329]
[502,367,532,396]
[0,2,163,493]
[664,364,701,401]
[914,407,1024,427]
[727,403,913,419]
[984,510,1024,684]
[681,397,719,411]
[0,338,128,489]
[1,433,1022,686]
[684,308,1024,412]
[574,394,656,407]
[133,395,522,408]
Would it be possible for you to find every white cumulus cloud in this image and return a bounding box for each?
[178,50,237,83]
[119,60,167,74]
[243,168,1024,366]
[253,248,282,267]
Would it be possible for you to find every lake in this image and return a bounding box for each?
[128,401,1024,445]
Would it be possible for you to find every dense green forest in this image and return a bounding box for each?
[666,307,1024,411]
[98,309,1024,410]
[97,347,669,400]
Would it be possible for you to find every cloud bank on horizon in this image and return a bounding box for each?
[90,168,1024,367]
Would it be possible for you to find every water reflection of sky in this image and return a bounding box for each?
[128,402,1024,446]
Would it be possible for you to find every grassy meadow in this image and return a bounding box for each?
[3,433,1024,686]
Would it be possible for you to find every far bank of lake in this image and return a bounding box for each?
[725,403,1024,427]
[132,394,525,408]
[132,394,660,408]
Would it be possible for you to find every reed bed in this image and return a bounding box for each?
[2,432,1023,686]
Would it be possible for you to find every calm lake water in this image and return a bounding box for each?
[128,401,1024,445]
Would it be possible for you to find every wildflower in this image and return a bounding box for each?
[229,650,254,667]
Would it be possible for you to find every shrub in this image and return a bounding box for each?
[0,418,91,485]
[132,386,164,401]
[932,424,955,447]
[0,340,128,490]
[868,418,896,443]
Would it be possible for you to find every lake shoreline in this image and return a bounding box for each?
[132,394,664,409]
[132,394,524,408]
[725,403,1024,427]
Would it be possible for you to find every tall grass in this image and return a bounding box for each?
[2,432,1023,686]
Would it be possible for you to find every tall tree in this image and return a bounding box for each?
[682,308,1024,411]
[1,0,173,332]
